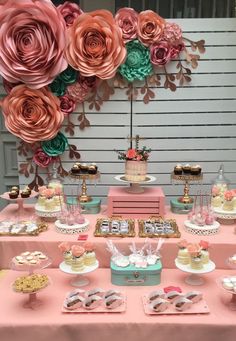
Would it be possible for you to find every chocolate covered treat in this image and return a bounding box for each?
[9,190,18,199]
[174,164,183,175]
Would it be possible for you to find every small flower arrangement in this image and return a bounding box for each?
[116,146,151,161]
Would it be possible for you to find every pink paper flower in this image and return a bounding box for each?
[59,95,76,116]
[187,243,201,257]
[115,7,138,43]
[199,240,210,250]
[0,0,67,88]
[58,242,70,253]
[126,149,137,159]
[71,245,85,257]
[1,85,64,143]
[66,82,90,103]
[138,10,165,46]
[150,41,172,66]
[43,188,54,199]
[33,148,53,168]
[57,1,83,27]
[177,239,188,249]
[163,22,182,44]
[3,78,21,94]
[224,190,234,201]
[65,10,126,79]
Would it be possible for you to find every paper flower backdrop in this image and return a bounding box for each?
[0,0,205,190]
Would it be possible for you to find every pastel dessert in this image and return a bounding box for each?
[177,240,190,265]
[85,288,104,298]
[83,242,96,266]
[165,291,182,302]
[36,185,62,212]
[104,295,123,309]
[83,295,102,310]
[149,298,169,313]
[71,245,85,272]
[223,190,234,211]
[104,290,122,300]
[147,290,165,302]
[13,251,48,267]
[184,291,203,303]
[64,295,84,310]
[199,240,210,264]
[13,274,49,293]
[58,242,72,265]
[174,297,192,311]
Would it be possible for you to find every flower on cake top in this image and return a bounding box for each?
[224,190,234,201]
[187,243,201,258]
[58,242,71,253]
[177,239,188,249]
[84,242,95,252]
[199,240,210,251]
[116,146,151,161]
[71,245,85,257]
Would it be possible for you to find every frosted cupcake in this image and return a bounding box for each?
[84,242,97,266]
[71,245,85,272]
[58,242,72,265]
[187,243,203,270]
[177,240,190,265]
[211,186,222,208]
[223,190,234,211]
[199,240,210,264]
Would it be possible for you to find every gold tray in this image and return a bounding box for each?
[94,216,135,238]
[138,216,181,238]
[0,221,48,236]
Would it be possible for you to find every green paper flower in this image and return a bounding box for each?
[119,40,153,82]
[49,78,66,97]
[42,132,68,157]
[58,66,77,85]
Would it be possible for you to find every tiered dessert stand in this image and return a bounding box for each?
[59,260,99,287]
[115,174,156,194]
[1,191,38,214]
[175,258,216,285]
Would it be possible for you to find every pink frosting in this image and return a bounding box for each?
[58,242,70,253]
[212,185,220,196]
[38,186,47,195]
[84,242,94,252]
[187,243,201,257]
[43,188,54,198]
[199,240,210,250]
[224,190,234,201]
[71,245,84,257]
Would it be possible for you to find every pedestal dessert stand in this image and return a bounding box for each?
[171,173,203,204]
[59,260,99,287]
[175,258,215,285]
[69,172,100,202]
[11,255,51,309]
[217,277,236,311]
[213,207,236,225]
[115,175,156,194]
[0,191,38,215]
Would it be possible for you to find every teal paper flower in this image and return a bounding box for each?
[42,132,68,157]
[58,65,77,84]
[49,78,66,97]
[119,40,153,82]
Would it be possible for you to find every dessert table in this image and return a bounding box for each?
[0,268,236,341]
[0,204,235,269]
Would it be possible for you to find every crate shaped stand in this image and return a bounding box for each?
[107,186,165,218]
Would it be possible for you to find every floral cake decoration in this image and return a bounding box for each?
[0,0,205,190]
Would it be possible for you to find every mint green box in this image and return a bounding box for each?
[111,260,162,286]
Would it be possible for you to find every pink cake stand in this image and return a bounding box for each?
[59,260,99,287]
[175,258,215,285]
[0,191,38,213]
[115,175,156,194]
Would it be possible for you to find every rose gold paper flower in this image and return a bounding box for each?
[66,82,90,103]
[0,0,67,88]
[150,41,172,66]
[33,148,53,168]
[1,85,64,143]
[57,1,83,27]
[170,43,185,59]
[115,7,138,43]
[65,10,127,79]
[163,22,182,44]
[2,78,21,95]
[59,95,76,116]
[138,10,165,46]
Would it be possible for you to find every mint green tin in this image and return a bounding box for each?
[111,260,162,286]
[80,198,101,214]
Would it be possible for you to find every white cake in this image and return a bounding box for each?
[125,160,147,182]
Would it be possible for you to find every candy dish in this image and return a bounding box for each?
[94,217,135,238]
[184,220,220,236]
[59,260,99,287]
[216,276,236,310]
[175,258,215,285]
[138,217,181,238]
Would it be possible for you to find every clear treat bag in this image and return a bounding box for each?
[106,240,129,267]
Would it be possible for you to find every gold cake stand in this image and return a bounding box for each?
[69,172,100,202]
[171,172,203,204]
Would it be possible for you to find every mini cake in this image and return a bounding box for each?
[211,185,222,207]
[182,164,191,174]
[83,242,96,266]
[71,245,85,272]
[177,240,190,265]
[187,243,203,270]
[222,190,234,211]
[174,164,183,175]
[36,186,62,212]
[125,160,147,182]
[199,240,210,264]
[9,190,18,199]
[58,242,72,265]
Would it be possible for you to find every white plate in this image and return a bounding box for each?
[59,260,99,275]
[175,258,215,274]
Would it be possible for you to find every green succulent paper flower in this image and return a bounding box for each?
[42,132,68,157]
[119,40,153,82]
[49,78,66,97]
[58,66,77,85]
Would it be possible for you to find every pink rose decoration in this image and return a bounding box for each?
[57,1,83,27]
[164,286,182,294]
[71,245,85,257]
[43,188,54,199]
[199,240,210,250]
[170,43,185,59]
[224,190,234,201]
[59,95,76,116]
[66,82,90,103]
[58,242,70,253]
[138,10,165,46]
[163,22,182,44]
[115,7,138,43]
[177,239,188,249]
[33,148,53,168]
[150,41,172,66]
[3,78,21,95]
[126,149,137,159]
[65,10,127,79]
[1,85,64,143]
[187,243,201,257]
[0,0,67,88]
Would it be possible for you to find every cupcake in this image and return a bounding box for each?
[80,163,89,174]
[83,242,96,266]
[9,190,18,199]
[199,240,210,264]
[182,164,191,174]
[23,186,32,195]
[177,240,190,265]
[71,245,85,272]
[58,242,72,265]
[174,164,183,175]
[21,190,30,198]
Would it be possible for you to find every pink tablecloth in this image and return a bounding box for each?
[0,268,236,341]
[0,204,235,269]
